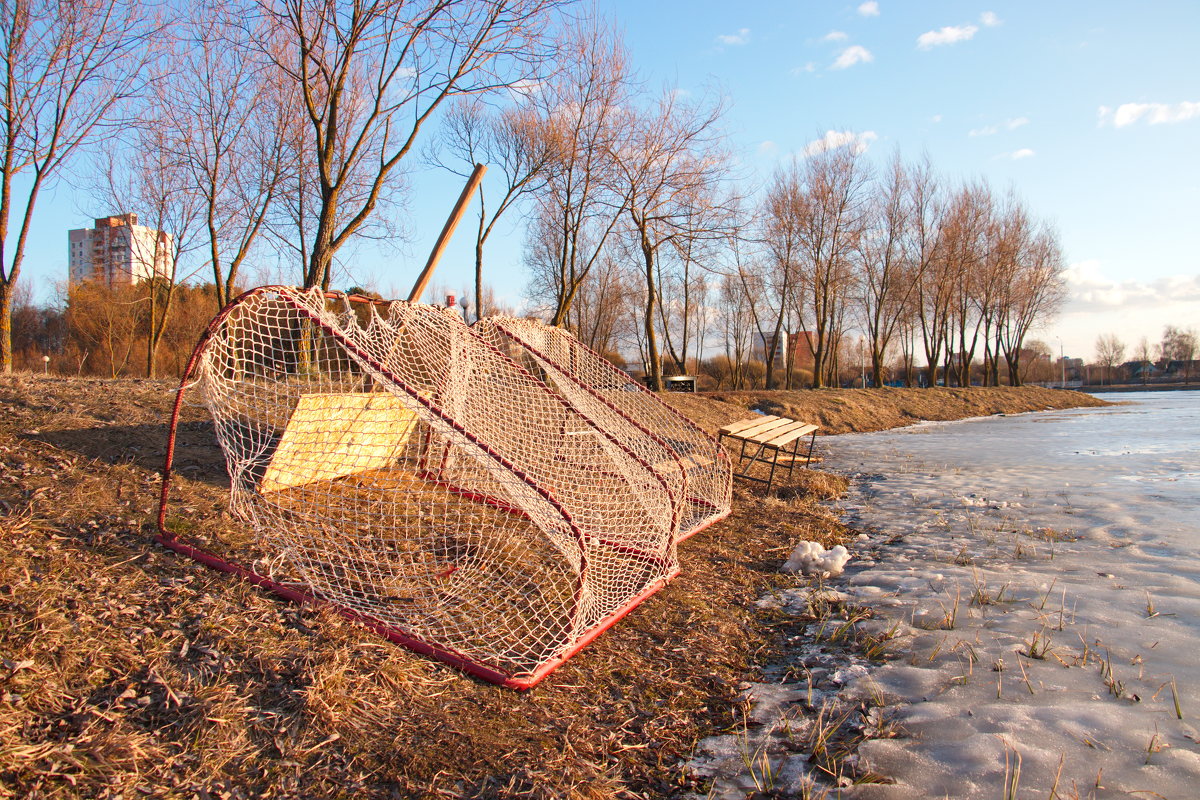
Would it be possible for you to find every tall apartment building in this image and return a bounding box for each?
[760,330,816,371]
[68,214,173,289]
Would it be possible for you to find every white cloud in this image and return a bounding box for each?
[823,30,848,42]
[716,27,751,46]
[931,114,943,123]
[1099,101,1200,127]
[1065,261,1200,311]
[831,45,874,70]
[803,130,879,157]
[858,1,880,17]
[917,24,979,49]
[1055,261,1200,358]
[968,116,1030,136]
[790,62,818,76]
[991,148,1035,160]
[506,78,542,99]
[981,11,1001,26]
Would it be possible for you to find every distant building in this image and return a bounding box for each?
[1055,356,1084,381]
[760,331,816,372]
[68,214,173,289]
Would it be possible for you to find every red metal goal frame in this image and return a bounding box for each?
[156,287,724,689]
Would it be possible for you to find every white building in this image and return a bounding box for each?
[68,214,173,289]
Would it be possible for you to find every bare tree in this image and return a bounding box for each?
[93,117,204,377]
[1020,338,1053,384]
[609,86,732,390]
[996,224,1067,385]
[1134,336,1154,385]
[794,141,872,388]
[526,18,631,325]
[856,151,919,387]
[430,96,552,321]
[981,194,1030,385]
[1161,324,1198,383]
[654,210,720,374]
[758,160,807,388]
[1094,332,1125,385]
[567,251,636,355]
[718,236,766,390]
[904,156,952,388]
[174,3,291,309]
[940,181,994,387]
[0,0,159,372]
[253,0,565,290]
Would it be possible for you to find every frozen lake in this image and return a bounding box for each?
[827,391,1200,798]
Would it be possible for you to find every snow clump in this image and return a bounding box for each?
[782,541,851,578]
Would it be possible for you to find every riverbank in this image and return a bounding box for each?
[0,375,1104,798]
[663,385,1107,435]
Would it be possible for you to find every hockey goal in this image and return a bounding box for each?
[157,286,731,688]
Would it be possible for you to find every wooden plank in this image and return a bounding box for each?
[724,416,795,441]
[761,423,818,448]
[719,415,779,436]
[679,454,715,470]
[742,419,809,444]
[261,392,420,493]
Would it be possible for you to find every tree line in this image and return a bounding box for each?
[2,4,1068,387]
[1093,326,1198,385]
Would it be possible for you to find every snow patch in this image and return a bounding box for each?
[782,541,851,578]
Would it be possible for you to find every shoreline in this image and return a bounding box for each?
[662,384,1108,436]
[1080,383,1200,393]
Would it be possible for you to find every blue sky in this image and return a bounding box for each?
[19,1,1200,360]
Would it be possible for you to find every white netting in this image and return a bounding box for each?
[472,318,732,538]
[190,287,727,683]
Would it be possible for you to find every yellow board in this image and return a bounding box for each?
[261,393,420,493]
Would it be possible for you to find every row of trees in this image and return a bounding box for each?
[9,281,218,378]
[1094,326,1198,385]
[442,23,1068,389]
[2,4,1068,387]
[1,0,567,373]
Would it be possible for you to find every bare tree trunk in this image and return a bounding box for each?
[640,224,662,391]
[475,197,486,322]
[0,282,12,373]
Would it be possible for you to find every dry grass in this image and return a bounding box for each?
[662,385,1105,436]
[0,375,1103,798]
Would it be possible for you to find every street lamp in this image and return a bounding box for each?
[859,337,865,388]
[1056,337,1065,389]
[459,294,471,323]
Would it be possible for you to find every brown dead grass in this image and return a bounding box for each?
[661,385,1105,436]
[0,375,1102,798]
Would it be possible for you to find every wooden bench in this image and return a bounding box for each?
[717,415,819,492]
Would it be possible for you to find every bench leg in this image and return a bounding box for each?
[786,436,800,483]
[765,445,781,493]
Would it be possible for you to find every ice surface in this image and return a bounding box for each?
[689,392,1200,798]
[827,392,1200,798]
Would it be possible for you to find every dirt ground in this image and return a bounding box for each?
[0,375,1103,799]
